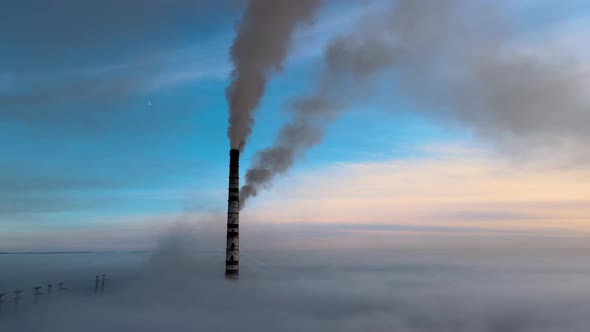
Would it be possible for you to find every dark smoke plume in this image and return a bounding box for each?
[239,30,390,205]
[226,0,320,151]
[240,0,590,207]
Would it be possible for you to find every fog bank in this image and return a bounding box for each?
[3,224,590,332]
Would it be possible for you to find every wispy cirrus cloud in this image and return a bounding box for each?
[0,1,388,110]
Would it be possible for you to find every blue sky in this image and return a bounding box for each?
[1,0,590,251]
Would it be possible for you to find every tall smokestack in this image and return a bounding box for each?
[225,149,240,279]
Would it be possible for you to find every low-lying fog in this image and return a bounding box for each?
[2,222,590,332]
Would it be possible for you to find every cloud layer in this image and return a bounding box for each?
[242,145,590,236]
[2,225,590,331]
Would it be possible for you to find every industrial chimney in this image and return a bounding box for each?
[225,149,240,279]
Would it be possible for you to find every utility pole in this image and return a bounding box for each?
[94,275,100,294]
[101,274,107,293]
[13,290,22,312]
[33,286,42,304]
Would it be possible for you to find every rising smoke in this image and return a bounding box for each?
[226,0,320,151]
[240,0,590,206]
